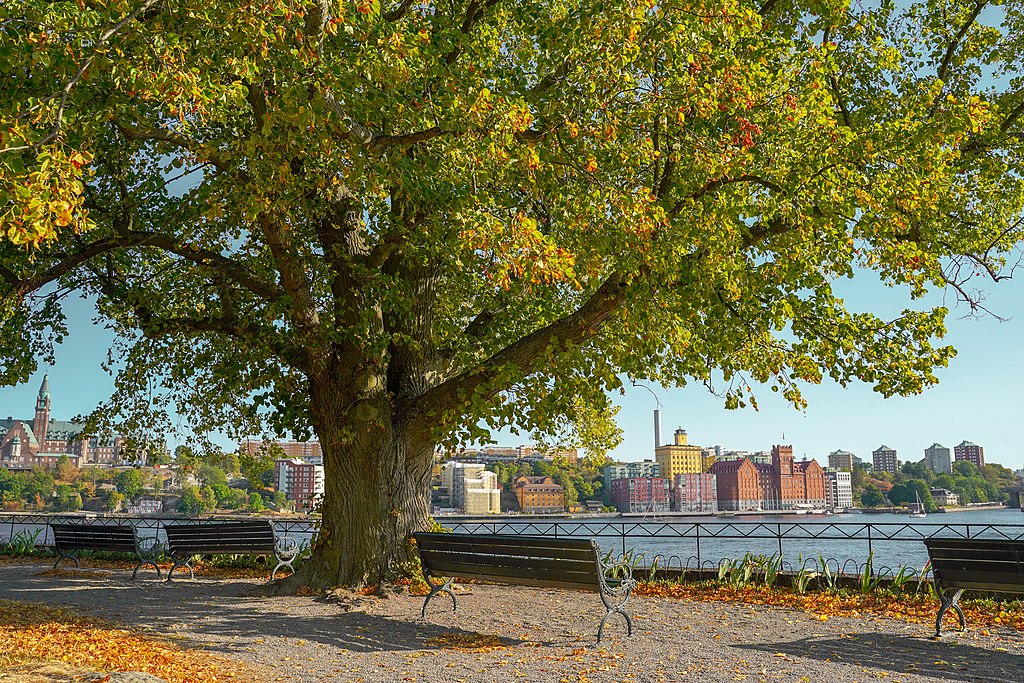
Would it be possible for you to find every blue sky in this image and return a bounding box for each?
[2,267,1022,471]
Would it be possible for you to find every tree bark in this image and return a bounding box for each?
[289,379,434,589]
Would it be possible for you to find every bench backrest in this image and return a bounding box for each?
[51,523,138,553]
[924,538,1024,594]
[414,532,602,592]
[164,520,276,556]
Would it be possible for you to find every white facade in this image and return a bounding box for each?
[441,461,500,514]
[127,499,163,514]
[824,469,853,511]
[930,488,960,507]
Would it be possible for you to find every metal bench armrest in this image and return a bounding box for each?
[135,536,165,561]
[274,534,301,560]
[598,559,637,598]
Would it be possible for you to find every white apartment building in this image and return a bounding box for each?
[440,461,500,514]
[824,468,853,511]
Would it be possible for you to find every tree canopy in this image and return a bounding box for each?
[3,0,1023,586]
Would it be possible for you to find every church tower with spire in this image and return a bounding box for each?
[33,374,51,446]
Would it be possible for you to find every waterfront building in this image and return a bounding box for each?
[828,450,856,472]
[954,440,985,469]
[756,446,827,511]
[671,473,718,512]
[513,475,565,513]
[440,462,500,514]
[1,375,125,468]
[610,477,670,513]
[824,468,853,511]
[274,458,325,513]
[127,499,164,514]
[709,458,761,511]
[930,488,960,507]
[924,443,952,474]
[603,460,660,495]
[654,428,704,481]
[872,445,899,474]
[241,438,322,461]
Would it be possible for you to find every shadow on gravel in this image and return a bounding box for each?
[1,568,538,654]
[734,633,1022,682]
[184,606,533,654]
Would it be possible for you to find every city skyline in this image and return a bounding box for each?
[3,265,1023,470]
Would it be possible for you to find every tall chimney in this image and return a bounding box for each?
[653,409,662,450]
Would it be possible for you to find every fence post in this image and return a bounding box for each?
[696,523,702,569]
[777,523,783,559]
[621,523,626,558]
[867,523,873,558]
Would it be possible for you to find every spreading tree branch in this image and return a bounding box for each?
[0,0,162,154]
[407,271,630,426]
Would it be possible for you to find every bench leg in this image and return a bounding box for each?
[935,588,966,637]
[167,558,194,582]
[421,578,458,618]
[598,605,633,643]
[270,556,295,582]
[53,549,80,570]
[131,558,161,580]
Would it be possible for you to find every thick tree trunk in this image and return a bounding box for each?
[289,382,434,589]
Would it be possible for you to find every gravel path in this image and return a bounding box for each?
[2,562,1021,682]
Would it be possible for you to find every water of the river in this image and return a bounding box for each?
[4,508,1021,574]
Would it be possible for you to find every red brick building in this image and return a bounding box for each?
[954,440,985,469]
[710,446,826,511]
[274,459,325,513]
[709,458,761,511]
[242,439,322,462]
[671,473,718,512]
[610,477,670,513]
[756,445,827,511]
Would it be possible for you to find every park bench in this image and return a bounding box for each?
[51,522,162,579]
[163,520,300,582]
[924,537,1024,636]
[414,532,636,642]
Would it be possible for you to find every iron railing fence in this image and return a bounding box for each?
[443,519,1024,579]
[4,514,1024,579]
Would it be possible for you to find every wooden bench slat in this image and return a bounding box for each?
[52,524,137,553]
[433,571,602,592]
[935,568,1024,585]
[416,532,594,552]
[927,547,1024,561]
[164,522,277,557]
[422,549,600,575]
[419,543,596,562]
[425,560,600,588]
[419,543,597,562]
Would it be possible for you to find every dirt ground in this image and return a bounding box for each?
[1,561,1021,682]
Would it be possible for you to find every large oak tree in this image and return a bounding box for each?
[2,0,1023,587]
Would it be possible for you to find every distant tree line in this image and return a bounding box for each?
[854,460,1018,511]
[0,443,288,514]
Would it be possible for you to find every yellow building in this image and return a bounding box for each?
[655,428,705,480]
